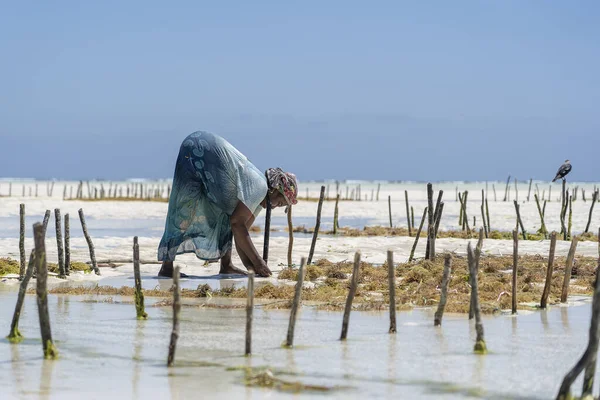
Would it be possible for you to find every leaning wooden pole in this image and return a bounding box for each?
[512,229,518,314]
[387,250,396,333]
[560,236,579,303]
[167,266,181,366]
[585,190,598,233]
[245,271,255,355]
[434,254,452,327]
[7,250,35,343]
[133,237,148,320]
[583,271,600,396]
[33,222,58,359]
[19,204,26,280]
[556,255,600,400]
[503,175,511,202]
[262,196,271,262]
[285,257,306,347]
[341,252,361,340]
[467,243,487,354]
[307,186,325,265]
[404,190,412,236]
[64,213,70,276]
[540,232,557,309]
[54,209,66,278]
[409,207,428,262]
[287,206,294,268]
[78,208,100,275]
[481,190,488,238]
[513,201,527,240]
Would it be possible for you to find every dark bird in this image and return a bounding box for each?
[552,160,572,182]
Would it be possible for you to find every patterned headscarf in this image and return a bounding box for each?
[266,168,298,206]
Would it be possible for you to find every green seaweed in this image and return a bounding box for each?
[473,340,487,355]
[6,326,24,344]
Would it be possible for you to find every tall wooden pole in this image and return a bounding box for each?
[79,208,100,275]
[245,272,255,355]
[307,186,325,264]
[287,206,294,268]
[512,229,518,314]
[262,195,271,262]
[434,254,452,327]
[19,204,26,280]
[285,257,306,347]
[467,243,487,354]
[404,190,412,236]
[167,266,181,366]
[54,209,66,278]
[541,232,557,309]
[7,250,35,343]
[341,252,361,340]
[33,223,58,359]
[387,250,396,333]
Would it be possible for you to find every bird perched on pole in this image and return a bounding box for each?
[552,160,572,182]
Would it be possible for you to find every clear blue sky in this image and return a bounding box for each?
[1,1,598,182]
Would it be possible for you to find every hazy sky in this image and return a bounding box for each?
[1,1,599,182]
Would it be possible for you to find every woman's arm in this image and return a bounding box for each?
[230,201,272,277]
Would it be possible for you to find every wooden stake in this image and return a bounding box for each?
[485,197,491,232]
[527,178,533,202]
[514,177,519,202]
[513,200,527,240]
[245,271,255,355]
[561,236,579,303]
[42,210,51,235]
[167,266,181,366]
[541,232,557,309]
[434,254,452,327]
[503,175,511,202]
[54,209,66,278]
[556,255,600,400]
[481,190,488,238]
[467,243,487,354]
[434,203,445,239]
[404,190,412,236]
[387,250,396,333]
[133,237,147,320]
[333,194,340,234]
[7,250,35,343]
[287,206,293,268]
[19,204,25,280]
[512,229,518,314]
[459,192,471,234]
[307,186,325,265]
[262,195,271,262]
[585,190,598,233]
[64,213,70,276]
[534,194,548,238]
[411,206,415,230]
[33,222,58,359]
[469,230,484,320]
[78,209,100,275]
[285,257,306,347]
[388,195,393,228]
[376,183,380,201]
[426,183,434,260]
[409,207,428,262]
[428,190,444,260]
[493,184,497,202]
[568,195,573,239]
[341,252,361,340]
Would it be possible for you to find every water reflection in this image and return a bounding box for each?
[39,359,55,400]
[132,320,145,400]
[561,307,571,332]
[540,310,550,332]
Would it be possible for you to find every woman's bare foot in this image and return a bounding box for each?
[219,263,248,275]
[158,261,188,278]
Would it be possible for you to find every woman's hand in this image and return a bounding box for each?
[252,259,272,277]
[230,201,272,277]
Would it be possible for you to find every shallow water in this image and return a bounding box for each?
[0,287,597,400]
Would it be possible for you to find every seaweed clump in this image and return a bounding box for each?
[0,258,20,276]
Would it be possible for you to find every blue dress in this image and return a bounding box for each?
[158,131,268,261]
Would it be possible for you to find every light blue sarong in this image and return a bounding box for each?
[158,131,268,261]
